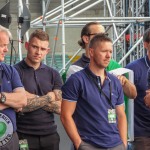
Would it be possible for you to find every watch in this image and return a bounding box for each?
[0,92,6,103]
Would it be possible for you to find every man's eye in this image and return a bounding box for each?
[32,45,38,49]
[41,48,47,51]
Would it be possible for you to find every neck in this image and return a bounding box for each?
[25,58,40,70]
[89,63,105,77]
[85,47,90,58]
[147,51,150,60]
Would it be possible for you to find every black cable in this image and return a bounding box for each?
[9,39,17,65]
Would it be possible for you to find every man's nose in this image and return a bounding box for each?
[36,48,42,54]
[4,46,8,52]
[106,51,111,57]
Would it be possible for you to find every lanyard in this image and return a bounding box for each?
[85,69,113,109]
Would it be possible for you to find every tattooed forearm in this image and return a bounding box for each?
[42,101,61,115]
[53,90,62,101]
[22,95,52,113]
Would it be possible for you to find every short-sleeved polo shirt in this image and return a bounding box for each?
[62,66,124,148]
[126,56,150,137]
[14,59,62,135]
[0,63,24,131]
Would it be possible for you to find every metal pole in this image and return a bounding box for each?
[51,22,60,67]
[59,48,82,74]
[42,0,51,24]
[18,0,23,61]
[106,0,118,38]
[61,0,66,73]
[69,0,103,17]
[119,36,143,65]
[42,0,46,64]
[113,24,132,45]
[31,0,80,25]
[25,0,29,42]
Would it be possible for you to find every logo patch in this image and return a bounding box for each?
[0,113,13,147]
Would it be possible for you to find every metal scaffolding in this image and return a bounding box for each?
[30,0,149,70]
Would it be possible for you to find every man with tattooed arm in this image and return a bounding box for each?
[14,29,62,150]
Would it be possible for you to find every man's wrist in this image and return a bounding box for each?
[0,92,6,103]
[46,95,51,103]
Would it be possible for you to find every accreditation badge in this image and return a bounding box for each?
[19,139,29,150]
[108,109,116,123]
[0,113,13,147]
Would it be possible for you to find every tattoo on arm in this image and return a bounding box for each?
[42,90,62,114]
[53,90,62,101]
[42,101,61,114]
[22,95,51,113]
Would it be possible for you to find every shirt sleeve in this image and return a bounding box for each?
[11,67,24,90]
[53,70,63,90]
[62,74,81,102]
[116,79,124,106]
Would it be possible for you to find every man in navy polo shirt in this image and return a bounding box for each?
[61,33,127,150]
[14,29,62,150]
[65,22,137,99]
[126,28,150,150]
[0,25,27,150]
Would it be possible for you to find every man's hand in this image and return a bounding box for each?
[21,91,55,113]
[43,90,62,114]
[117,75,128,86]
[46,92,56,102]
[53,89,62,101]
[43,101,61,114]
[0,103,8,110]
[144,90,150,107]
[117,75,137,99]
[26,91,36,99]
[15,108,22,112]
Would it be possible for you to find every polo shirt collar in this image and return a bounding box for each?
[82,53,90,63]
[21,59,46,69]
[146,55,150,67]
[84,65,109,79]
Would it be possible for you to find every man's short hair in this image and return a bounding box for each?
[89,33,112,49]
[0,25,12,40]
[29,29,49,42]
[143,28,150,43]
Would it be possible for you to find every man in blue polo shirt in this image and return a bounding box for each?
[66,22,137,99]
[61,33,127,150]
[126,28,150,150]
[0,25,27,150]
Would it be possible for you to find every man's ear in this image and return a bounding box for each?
[89,48,94,57]
[82,35,90,44]
[46,48,50,54]
[144,42,149,49]
[25,42,29,50]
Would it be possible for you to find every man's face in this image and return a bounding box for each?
[83,24,106,51]
[144,41,150,51]
[0,32,9,62]
[90,41,112,69]
[88,24,105,42]
[25,37,49,65]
